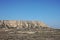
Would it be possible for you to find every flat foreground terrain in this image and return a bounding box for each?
[0,29,60,40]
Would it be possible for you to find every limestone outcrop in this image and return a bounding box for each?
[0,20,48,28]
[0,20,51,31]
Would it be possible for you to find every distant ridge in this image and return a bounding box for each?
[0,20,54,31]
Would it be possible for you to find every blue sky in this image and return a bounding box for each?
[0,0,60,28]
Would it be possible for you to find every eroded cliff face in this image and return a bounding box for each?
[0,20,48,29]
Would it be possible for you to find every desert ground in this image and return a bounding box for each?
[0,29,60,40]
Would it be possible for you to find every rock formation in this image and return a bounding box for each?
[0,20,53,31]
[0,20,48,27]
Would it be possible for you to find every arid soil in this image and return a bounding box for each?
[0,29,60,40]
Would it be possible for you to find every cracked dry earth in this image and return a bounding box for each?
[0,29,60,40]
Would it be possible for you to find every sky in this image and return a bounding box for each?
[0,0,60,28]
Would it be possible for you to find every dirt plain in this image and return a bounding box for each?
[0,29,60,40]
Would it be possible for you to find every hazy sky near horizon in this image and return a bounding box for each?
[0,0,60,28]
